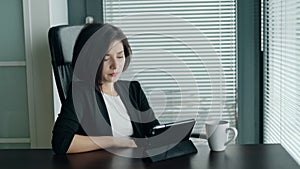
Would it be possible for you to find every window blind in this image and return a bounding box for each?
[263,0,300,164]
[103,0,237,138]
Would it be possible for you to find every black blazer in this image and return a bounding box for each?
[52,80,159,154]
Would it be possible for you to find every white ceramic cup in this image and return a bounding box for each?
[200,120,238,151]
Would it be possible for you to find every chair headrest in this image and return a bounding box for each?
[49,25,84,65]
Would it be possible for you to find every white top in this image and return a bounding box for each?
[102,93,134,138]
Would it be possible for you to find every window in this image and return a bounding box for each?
[263,0,300,164]
[103,0,237,141]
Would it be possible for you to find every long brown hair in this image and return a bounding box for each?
[72,23,132,89]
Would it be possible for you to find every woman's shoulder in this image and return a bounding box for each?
[65,81,95,101]
[71,81,97,93]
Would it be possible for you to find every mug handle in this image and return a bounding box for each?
[224,127,238,146]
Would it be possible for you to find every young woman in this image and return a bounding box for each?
[52,23,159,154]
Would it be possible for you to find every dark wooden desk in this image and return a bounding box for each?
[0,144,299,169]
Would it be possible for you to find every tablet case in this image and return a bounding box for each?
[143,139,198,163]
[142,119,198,163]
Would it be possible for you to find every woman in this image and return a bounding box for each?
[52,23,159,154]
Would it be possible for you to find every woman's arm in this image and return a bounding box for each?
[133,81,160,128]
[67,134,137,154]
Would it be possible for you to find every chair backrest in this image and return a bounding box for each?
[48,25,84,103]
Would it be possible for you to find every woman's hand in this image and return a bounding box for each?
[67,135,137,154]
[111,137,137,148]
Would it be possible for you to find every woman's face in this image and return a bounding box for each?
[101,41,125,85]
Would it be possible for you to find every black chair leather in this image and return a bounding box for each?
[48,25,84,103]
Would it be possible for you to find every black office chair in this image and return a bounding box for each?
[48,25,84,103]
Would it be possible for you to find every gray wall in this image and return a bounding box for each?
[237,0,262,144]
[68,0,103,25]
[0,0,67,148]
[0,0,29,148]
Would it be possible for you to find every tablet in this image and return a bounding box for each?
[147,119,196,143]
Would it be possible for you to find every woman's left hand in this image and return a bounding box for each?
[112,137,137,148]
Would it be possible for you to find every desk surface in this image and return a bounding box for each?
[0,144,299,169]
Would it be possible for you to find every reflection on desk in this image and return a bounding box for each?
[0,144,299,169]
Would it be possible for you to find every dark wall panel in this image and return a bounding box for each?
[68,0,103,25]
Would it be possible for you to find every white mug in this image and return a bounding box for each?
[200,120,238,151]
